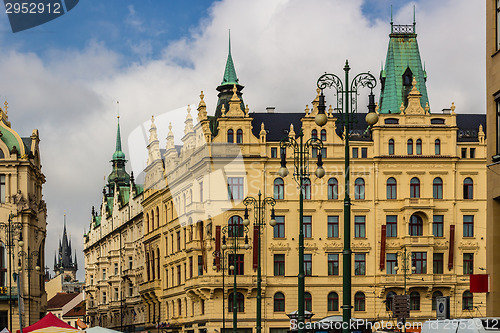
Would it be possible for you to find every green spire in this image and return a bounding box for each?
[378,20,429,114]
[221,30,239,86]
[108,115,130,186]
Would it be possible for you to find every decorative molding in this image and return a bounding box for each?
[323,241,343,252]
[351,241,371,251]
[458,241,479,250]
[269,242,291,252]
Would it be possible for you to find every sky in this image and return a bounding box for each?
[0,0,485,281]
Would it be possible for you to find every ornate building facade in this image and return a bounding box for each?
[0,103,47,331]
[84,119,146,332]
[486,0,500,317]
[138,23,487,333]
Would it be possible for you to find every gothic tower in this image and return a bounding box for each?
[54,215,78,281]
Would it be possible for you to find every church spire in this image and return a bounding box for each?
[378,17,429,114]
[221,30,239,86]
[107,115,130,187]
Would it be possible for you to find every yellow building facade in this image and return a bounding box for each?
[139,24,487,332]
[0,103,47,331]
[486,0,500,317]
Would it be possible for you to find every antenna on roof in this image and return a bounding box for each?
[413,5,416,32]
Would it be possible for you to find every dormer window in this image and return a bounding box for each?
[403,67,413,86]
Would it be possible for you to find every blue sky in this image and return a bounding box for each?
[0,0,484,281]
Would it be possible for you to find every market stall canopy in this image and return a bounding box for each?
[16,312,77,333]
[86,327,122,333]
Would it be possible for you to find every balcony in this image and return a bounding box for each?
[404,198,434,209]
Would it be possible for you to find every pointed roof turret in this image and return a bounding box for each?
[221,31,239,86]
[107,115,130,186]
[378,18,429,114]
[211,31,245,136]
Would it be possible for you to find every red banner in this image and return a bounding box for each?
[448,225,455,270]
[380,225,386,270]
[470,274,489,293]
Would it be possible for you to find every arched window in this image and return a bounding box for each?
[146,253,150,281]
[354,178,365,200]
[387,177,397,200]
[146,213,150,234]
[388,139,395,155]
[157,248,161,278]
[311,130,317,139]
[354,292,365,311]
[407,139,413,155]
[386,291,396,311]
[435,139,441,155]
[304,292,312,311]
[432,291,443,311]
[274,178,284,200]
[410,291,420,310]
[409,214,423,236]
[410,177,420,198]
[463,178,473,199]
[156,206,160,228]
[303,178,311,200]
[228,216,243,237]
[151,251,155,280]
[274,292,285,312]
[320,129,327,141]
[327,292,339,311]
[227,129,234,143]
[462,291,473,310]
[228,292,245,312]
[328,178,338,200]
[433,177,443,199]
[236,129,243,144]
[416,139,422,155]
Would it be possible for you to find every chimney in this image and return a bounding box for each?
[266,107,275,113]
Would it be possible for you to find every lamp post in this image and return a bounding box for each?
[0,213,23,333]
[279,124,326,333]
[394,246,416,333]
[220,223,249,333]
[212,247,226,332]
[316,61,378,333]
[242,191,276,333]
[18,250,40,326]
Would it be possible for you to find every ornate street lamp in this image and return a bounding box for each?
[0,213,23,332]
[18,250,40,326]
[316,60,378,333]
[279,123,325,333]
[242,191,276,333]
[212,247,227,331]
[220,223,249,333]
[394,246,417,333]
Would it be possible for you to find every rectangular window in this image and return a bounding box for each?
[280,147,286,158]
[328,253,339,276]
[271,147,277,158]
[273,216,285,238]
[433,253,444,274]
[463,253,474,275]
[0,175,5,204]
[354,216,366,238]
[114,288,119,301]
[352,147,358,158]
[102,269,106,280]
[128,256,133,270]
[189,257,193,278]
[274,254,285,276]
[114,263,118,275]
[227,177,244,200]
[129,283,133,297]
[386,215,397,237]
[386,253,397,275]
[433,215,444,237]
[470,148,475,158]
[197,255,203,276]
[199,181,203,202]
[412,252,427,274]
[361,147,367,158]
[303,216,312,238]
[304,254,312,276]
[327,216,339,238]
[90,275,93,285]
[461,148,467,158]
[354,254,366,275]
[321,147,327,158]
[102,292,107,304]
[464,215,474,237]
[177,265,181,285]
[177,231,181,251]
[228,254,244,275]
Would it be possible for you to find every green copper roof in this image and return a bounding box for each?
[221,31,239,86]
[378,24,429,114]
[112,118,126,160]
[108,117,130,186]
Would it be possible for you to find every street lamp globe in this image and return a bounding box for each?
[278,166,289,178]
[229,265,234,271]
[244,243,250,250]
[365,111,379,126]
[394,266,399,272]
[243,218,250,226]
[35,266,41,271]
[221,244,227,251]
[315,166,325,178]
[315,113,327,127]
[269,218,277,227]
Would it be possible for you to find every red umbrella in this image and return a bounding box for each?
[16,313,75,333]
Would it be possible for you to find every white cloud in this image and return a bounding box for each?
[0,0,484,280]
